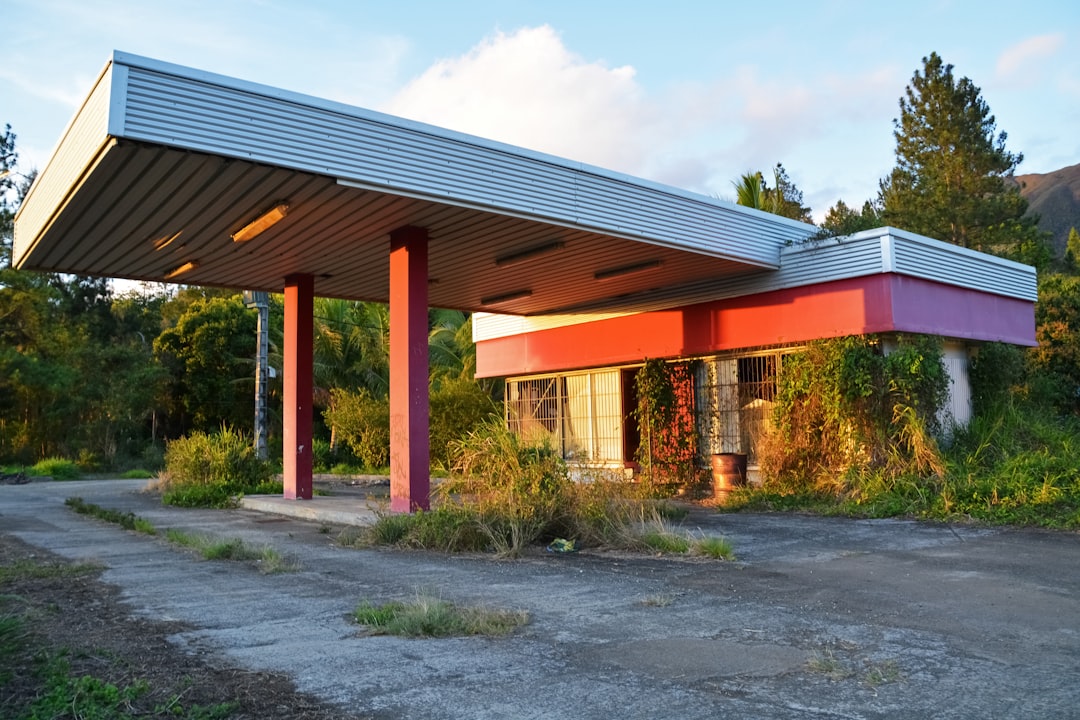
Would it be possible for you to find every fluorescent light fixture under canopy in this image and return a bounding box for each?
[494,241,565,267]
[481,289,533,306]
[164,260,199,279]
[232,203,289,243]
[594,259,663,282]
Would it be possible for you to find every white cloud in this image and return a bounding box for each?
[995,33,1065,88]
[382,25,660,176]
[381,25,901,214]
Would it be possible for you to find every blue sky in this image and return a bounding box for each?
[3,0,1079,222]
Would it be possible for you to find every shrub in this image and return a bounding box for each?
[324,389,389,470]
[30,457,80,480]
[429,378,498,471]
[157,427,272,507]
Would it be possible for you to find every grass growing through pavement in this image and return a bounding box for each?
[64,497,299,573]
[164,529,300,573]
[692,535,736,560]
[65,497,157,535]
[353,594,528,638]
[0,558,104,584]
[640,527,692,554]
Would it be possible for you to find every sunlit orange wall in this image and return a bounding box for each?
[474,274,1035,378]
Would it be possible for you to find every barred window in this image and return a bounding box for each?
[506,370,623,463]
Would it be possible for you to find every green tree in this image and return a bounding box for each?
[880,52,1049,266]
[820,199,881,236]
[154,294,257,433]
[733,164,811,222]
[312,298,390,449]
[1030,273,1080,412]
[1064,227,1080,272]
[428,309,477,387]
[733,171,765,210]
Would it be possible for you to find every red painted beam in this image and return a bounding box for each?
[283,273,314,500]
[389,226,430,512]
[475,274,1036,378]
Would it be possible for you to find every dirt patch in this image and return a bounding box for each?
[0,533,369,719]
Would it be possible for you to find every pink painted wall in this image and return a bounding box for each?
[475,274,1036,378]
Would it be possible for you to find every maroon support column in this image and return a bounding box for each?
[389,226,430,512]
[283,273,314,500]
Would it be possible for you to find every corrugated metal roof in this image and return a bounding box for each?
[13,52,1036,323]
[14,52,824,315]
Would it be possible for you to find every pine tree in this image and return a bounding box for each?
[1065,227,1080,272]
[880,53,1048,266]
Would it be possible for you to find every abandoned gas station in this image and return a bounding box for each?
[13,53,1037,509]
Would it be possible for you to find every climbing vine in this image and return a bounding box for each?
[760,335,949,492]
[634,359,701,493]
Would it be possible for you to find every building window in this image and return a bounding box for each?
[506,369,623,463]
[696,351,788,464]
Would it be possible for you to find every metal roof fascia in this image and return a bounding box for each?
[108,51,798,268]
[13,60,118,268]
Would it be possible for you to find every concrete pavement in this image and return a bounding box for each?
[2,478,1079,719]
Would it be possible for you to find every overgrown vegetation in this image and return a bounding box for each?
[155,427,277,507]
[759,335,949,494]
[733,337,1080,528]
[353,594,528,638]
[343,421,735,558]
[634,359,703,494]
[29,457,81,480]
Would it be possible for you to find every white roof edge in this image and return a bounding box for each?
[786,225,1037,273]
[13,57,114,224]
[109,51,815,237]
[475,225,1037,342]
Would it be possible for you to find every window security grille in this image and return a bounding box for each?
[505,370,622,462]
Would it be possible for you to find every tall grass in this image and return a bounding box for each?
[734,400,1080,529]
[347,422,736,558]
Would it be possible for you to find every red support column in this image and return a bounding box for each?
[283,273,314,500]
[389,226,430,512]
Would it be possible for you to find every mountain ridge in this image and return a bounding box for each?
[1016,162,1080,257]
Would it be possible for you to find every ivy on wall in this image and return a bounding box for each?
[634,358,702,492]
[760,335,950,491]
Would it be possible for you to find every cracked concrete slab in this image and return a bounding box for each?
[3,478,1079,719]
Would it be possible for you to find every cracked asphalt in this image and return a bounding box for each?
[2,478,1078,719]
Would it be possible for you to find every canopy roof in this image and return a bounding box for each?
[14,52,817,316]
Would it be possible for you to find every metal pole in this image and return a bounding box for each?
[255,296,269,461]
[245,291,270,461]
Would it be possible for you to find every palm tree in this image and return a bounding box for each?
[428,309,475,387]
[312,298,389,448]
[733,171,766,210]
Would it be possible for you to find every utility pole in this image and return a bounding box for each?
[243,291,270,460]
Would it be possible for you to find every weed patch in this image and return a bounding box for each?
[353,594,528,638]
[692,535,735,560]
[640,528,692,554]
[164,529,299,573]
[65,497,157,535]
